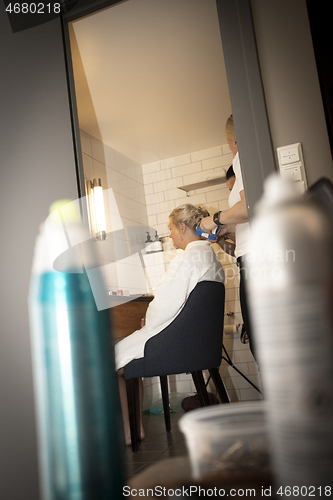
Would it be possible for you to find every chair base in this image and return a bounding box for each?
[126,368,229,453]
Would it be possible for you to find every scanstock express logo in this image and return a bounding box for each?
[45,192,162,311]
[3,0,111,32]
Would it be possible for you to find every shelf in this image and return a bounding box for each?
[177,176,226,194]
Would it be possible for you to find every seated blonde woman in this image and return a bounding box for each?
[115,204,225,445]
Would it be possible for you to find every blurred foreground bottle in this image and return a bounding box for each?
[29,200,124,500]
[246,176,333,492]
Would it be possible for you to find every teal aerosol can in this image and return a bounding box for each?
[246,175,333,492]
[29,200,124,500]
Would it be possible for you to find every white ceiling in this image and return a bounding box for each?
[69,0,232,166]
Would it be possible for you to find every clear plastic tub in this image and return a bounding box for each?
[179,401,270,479]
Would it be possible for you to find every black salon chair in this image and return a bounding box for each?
[123,280,230,452]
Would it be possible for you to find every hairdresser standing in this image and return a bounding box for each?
[200,114,255,360]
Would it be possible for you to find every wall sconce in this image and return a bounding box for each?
[86,178,107,240]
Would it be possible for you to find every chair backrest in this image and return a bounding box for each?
[139,280,225,377]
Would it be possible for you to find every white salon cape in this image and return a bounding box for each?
[115,240,224,371]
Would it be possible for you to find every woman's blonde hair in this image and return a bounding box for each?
[169,204,209,232]
[225,114,236,142]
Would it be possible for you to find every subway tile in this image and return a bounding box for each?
[230,333,243,348]
[116,171,129,192]
[144,169,172,185]
[248,362,261,376]
[219,363,233,378]
[182,171,208,185]
[143,171,158,184]
[182,193,207,205]
[145,192,165,206]
[213,247,229,264]
[115,150,131,173]
[202,153,233,171]
[225,287,239,302]
[141,161,161,175]
[234,348,256,364]
[144,183,154,196]
[82,154,94,181]
[222,337,235,353]
[219,152,233,167]
[164,188,187,202]
[218,199,231,211]
[239,388,262,401]
[160,154,191,170]
[148,214,158,227]
[154,177,182,193]
[222,144,231,155]
[157,210,174,225]
[224,277,240,290]
[190,146,223,162]
[225,299,241,314]
[225,375,253,390]
[159,200,176,215]
[247,374,262,388]
[90,136,105,163]
[146,203,162,216]
[226,389,240,402]
[106,167,118,191]
[125,164,138,183]
[153,180,168,193]
[151,383,162,398]
[219,187,232,200]
[188,380,196,393]
[135,165,145,185]
[104,145,117,170]
[156,169,172,182]
[171,161,202,178]
[80,129,92,156]
[232,362,250,376]
[137,184,146,202]
[173,380,193,394]
[205,188,226,204]
[206,186,230,203]
[202,155,228,171]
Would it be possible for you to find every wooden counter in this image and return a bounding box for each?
[109,296,153,338]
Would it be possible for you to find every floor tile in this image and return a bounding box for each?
[123,410,188,481]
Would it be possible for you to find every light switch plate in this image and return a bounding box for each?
[276,143,307,191]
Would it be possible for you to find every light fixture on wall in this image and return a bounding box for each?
[86,178,107,240]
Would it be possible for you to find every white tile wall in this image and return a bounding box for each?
[80,130,153,296]
[141,145,262,405]
[141,146,233,238]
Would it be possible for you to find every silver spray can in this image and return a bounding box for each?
[246,175,333,492]
[29,200,124,499]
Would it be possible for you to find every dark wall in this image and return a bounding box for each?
[0,13,78,500]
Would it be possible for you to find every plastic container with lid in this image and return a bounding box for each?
[179,401,270,479]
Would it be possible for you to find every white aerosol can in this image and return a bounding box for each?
[246,175,333,493]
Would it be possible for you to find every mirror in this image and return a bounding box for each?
[67,0,235,297]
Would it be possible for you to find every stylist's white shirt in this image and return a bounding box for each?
[229,152,251,258]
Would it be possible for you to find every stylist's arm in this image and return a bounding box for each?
[200,190,248,233]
